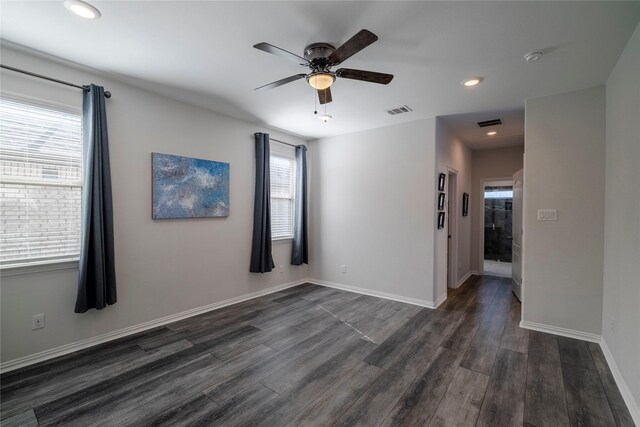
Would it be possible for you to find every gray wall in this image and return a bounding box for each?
[0,45,309,363]
[435,120,472,296]
[308,119,438,304]
[603,22,640,416]
[523,86,605,335]
[470,146,524,272]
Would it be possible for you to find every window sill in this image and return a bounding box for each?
[0,259,79,277]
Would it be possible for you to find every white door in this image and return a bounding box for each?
[512,169,523,301]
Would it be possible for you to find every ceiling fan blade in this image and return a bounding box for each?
[336,68,394,85]
[318,88,332,105]
[255,74,307,91]
[253,42,309,65]
[328,29,378,65]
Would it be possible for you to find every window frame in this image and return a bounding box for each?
[0,93,84,271]
[269,144,296,241]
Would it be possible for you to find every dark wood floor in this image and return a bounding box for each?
[1,276,634,426]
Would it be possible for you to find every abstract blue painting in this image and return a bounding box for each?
[152,153,229,219]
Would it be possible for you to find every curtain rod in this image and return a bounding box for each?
[0,64,112,98]
[270,138,299,149]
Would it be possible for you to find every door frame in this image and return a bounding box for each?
[447,167,459,288]
[478,177,513,275]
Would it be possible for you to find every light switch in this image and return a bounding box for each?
[537,209,557,221]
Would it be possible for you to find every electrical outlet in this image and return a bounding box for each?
[609,316,616,332]
[340,265,347,273]
[278,264,284,273]
[32,314,45,330]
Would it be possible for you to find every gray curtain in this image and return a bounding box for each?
[75,85,117,313]
[250,132,275,273]
[291,145,308,265]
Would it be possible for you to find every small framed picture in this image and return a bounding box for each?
[438,192,445,210]
[438,173,446,191]
[437,212,445,229]
[462,193,469,216]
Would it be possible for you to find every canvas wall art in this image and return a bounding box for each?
[152,153,229,219]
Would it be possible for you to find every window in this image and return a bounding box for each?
[0,96,83,267]
[270,150,296,239]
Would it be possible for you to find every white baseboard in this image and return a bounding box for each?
[456,271,473,288]
[433,292,447,309]
[0,278,310,374]
[309,279,441,309]
[471,270,482,276]
[519,320,602,343]
[600,339,640,425]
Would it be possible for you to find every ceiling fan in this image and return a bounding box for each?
[253,29,394,105]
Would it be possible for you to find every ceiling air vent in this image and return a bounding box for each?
[385,105,413,116]
[477,119,502,128]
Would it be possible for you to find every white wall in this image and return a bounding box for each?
[0,45,309,363]
[435,120,472,295]
[603,22,640,419]
[470,146,524,272]
[308,119,438,304]
[523,86,605,335]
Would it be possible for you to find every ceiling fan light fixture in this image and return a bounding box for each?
[64,0,101,19]
[307,73,335,90]
[318,114,333,123]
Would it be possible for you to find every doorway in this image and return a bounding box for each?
[482,181,513,278]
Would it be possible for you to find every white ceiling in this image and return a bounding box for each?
[1,1,639,143]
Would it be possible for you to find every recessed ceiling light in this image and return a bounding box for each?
[463,77,483,87]
[487,131,497,136]
[64,0,101,19]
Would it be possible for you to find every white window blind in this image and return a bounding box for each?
[270,153,295,239]
[0,97,83,266]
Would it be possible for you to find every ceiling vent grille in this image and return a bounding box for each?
[477,119,502,127]
[385,105,413,116]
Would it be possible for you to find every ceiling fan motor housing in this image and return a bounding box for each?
[304,43,336,71]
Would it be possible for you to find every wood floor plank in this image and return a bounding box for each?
[39,353,220,426]
[424,308,464,338]
[524,331,570,427]
[3,343,178,420]
[499,299,529,354]
[0,409,38,427]
[204,322,357,403]
[476,348,528,426]
[460,343,499,376]
[334,334,440,427]
[260,332,361,393]
[428,367,489,427]
[186,382,278,426]
[364,308,441,369]
[441,302,490,353]
[380,347,465,426]
[558,336,597,371]
[362,303,422,344]
[0,327,168,392]
[144,393,218,427]
[284,361,384,427]
[35,344,270,425]
[470,302,510,349]
[242,340,377,426]
[588,343,635,427]
[563,364,617,427]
